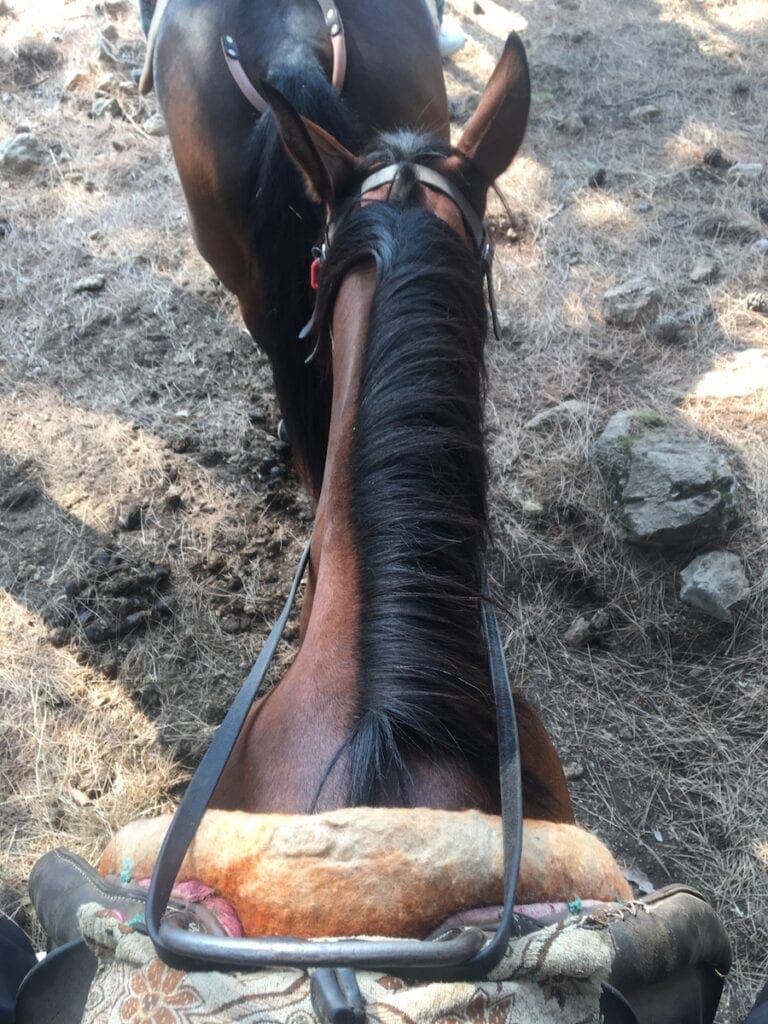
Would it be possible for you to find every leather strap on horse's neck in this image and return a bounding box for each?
[222,0,346,114]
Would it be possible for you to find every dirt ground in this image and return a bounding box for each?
[0,0,766,1017]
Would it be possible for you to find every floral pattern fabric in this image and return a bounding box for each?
[78,903,614,1024]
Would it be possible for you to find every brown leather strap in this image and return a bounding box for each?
[221,36,270,114]
[223,0,347,115]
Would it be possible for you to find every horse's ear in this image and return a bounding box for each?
[259,79,357,207]
[456,32,530,184]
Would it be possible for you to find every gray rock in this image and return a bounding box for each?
[143,113,167,137]
[558,113,585,136]
[680,551,749,622]
[591,409,739,549]
[602,277,660,326]
[689,256,719,284]
[727,162,763,182]
[630,103,662,123]
[91,96,123,119]
[524,399,590,430]
[0,132,45,174]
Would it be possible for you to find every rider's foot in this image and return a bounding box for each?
[439,20,466,57]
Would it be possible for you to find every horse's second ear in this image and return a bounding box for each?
[259,79,357,207]
[457,32,530,184]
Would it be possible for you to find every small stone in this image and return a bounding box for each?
[47,627,68,648]
[0,132,46,174]
[634,201,653,213]
[563,760,586,781]
[727,162,764,182]
[61,70,89,94]
[629,104,662,124]
[118,504,142,530]
[447,92,479,124]
[652,315,688,344]
[752,238,768,254]
[73,274,106,293]
[695,211,759,242]
[220,613,250,635]
[519,498,545,517]
[163,490,183,511]
[703,148,732,170]
[563,616,590,648]
[143,112,167,137]
[689,257,720,284]
[524,399,590,430]
[602,277,661,326]
[91,96,123,119]
[473,1,484,12]
[563,608,609,649]
[588,167,607,189]
[680,551,748,622]
[746,291,768,315]
[505,227,519,243]
[558,113,585,136]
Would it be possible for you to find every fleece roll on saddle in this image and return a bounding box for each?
[100,807,631,939]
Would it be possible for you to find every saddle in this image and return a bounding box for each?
[20,846,731,1024]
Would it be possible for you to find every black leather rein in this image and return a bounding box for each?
[145,538,524,983]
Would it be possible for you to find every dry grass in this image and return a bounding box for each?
[1,0,767,1018]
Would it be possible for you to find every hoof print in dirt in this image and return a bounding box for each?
[591,409,740,549]
[679,550,749,623]
[602,278,660,327]
[49,548,173,649]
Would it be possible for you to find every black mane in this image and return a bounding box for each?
[246,58,360,495]
[313,141,499,807]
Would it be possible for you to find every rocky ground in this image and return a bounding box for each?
[1,0,766,1017]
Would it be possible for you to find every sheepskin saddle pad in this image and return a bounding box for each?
[99,807,632,939]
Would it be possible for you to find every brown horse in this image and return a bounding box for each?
[211,35,575,825]
[148,0,449,498]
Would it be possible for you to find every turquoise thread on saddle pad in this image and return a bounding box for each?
[568,898,583,914]
[120,857,134,884]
